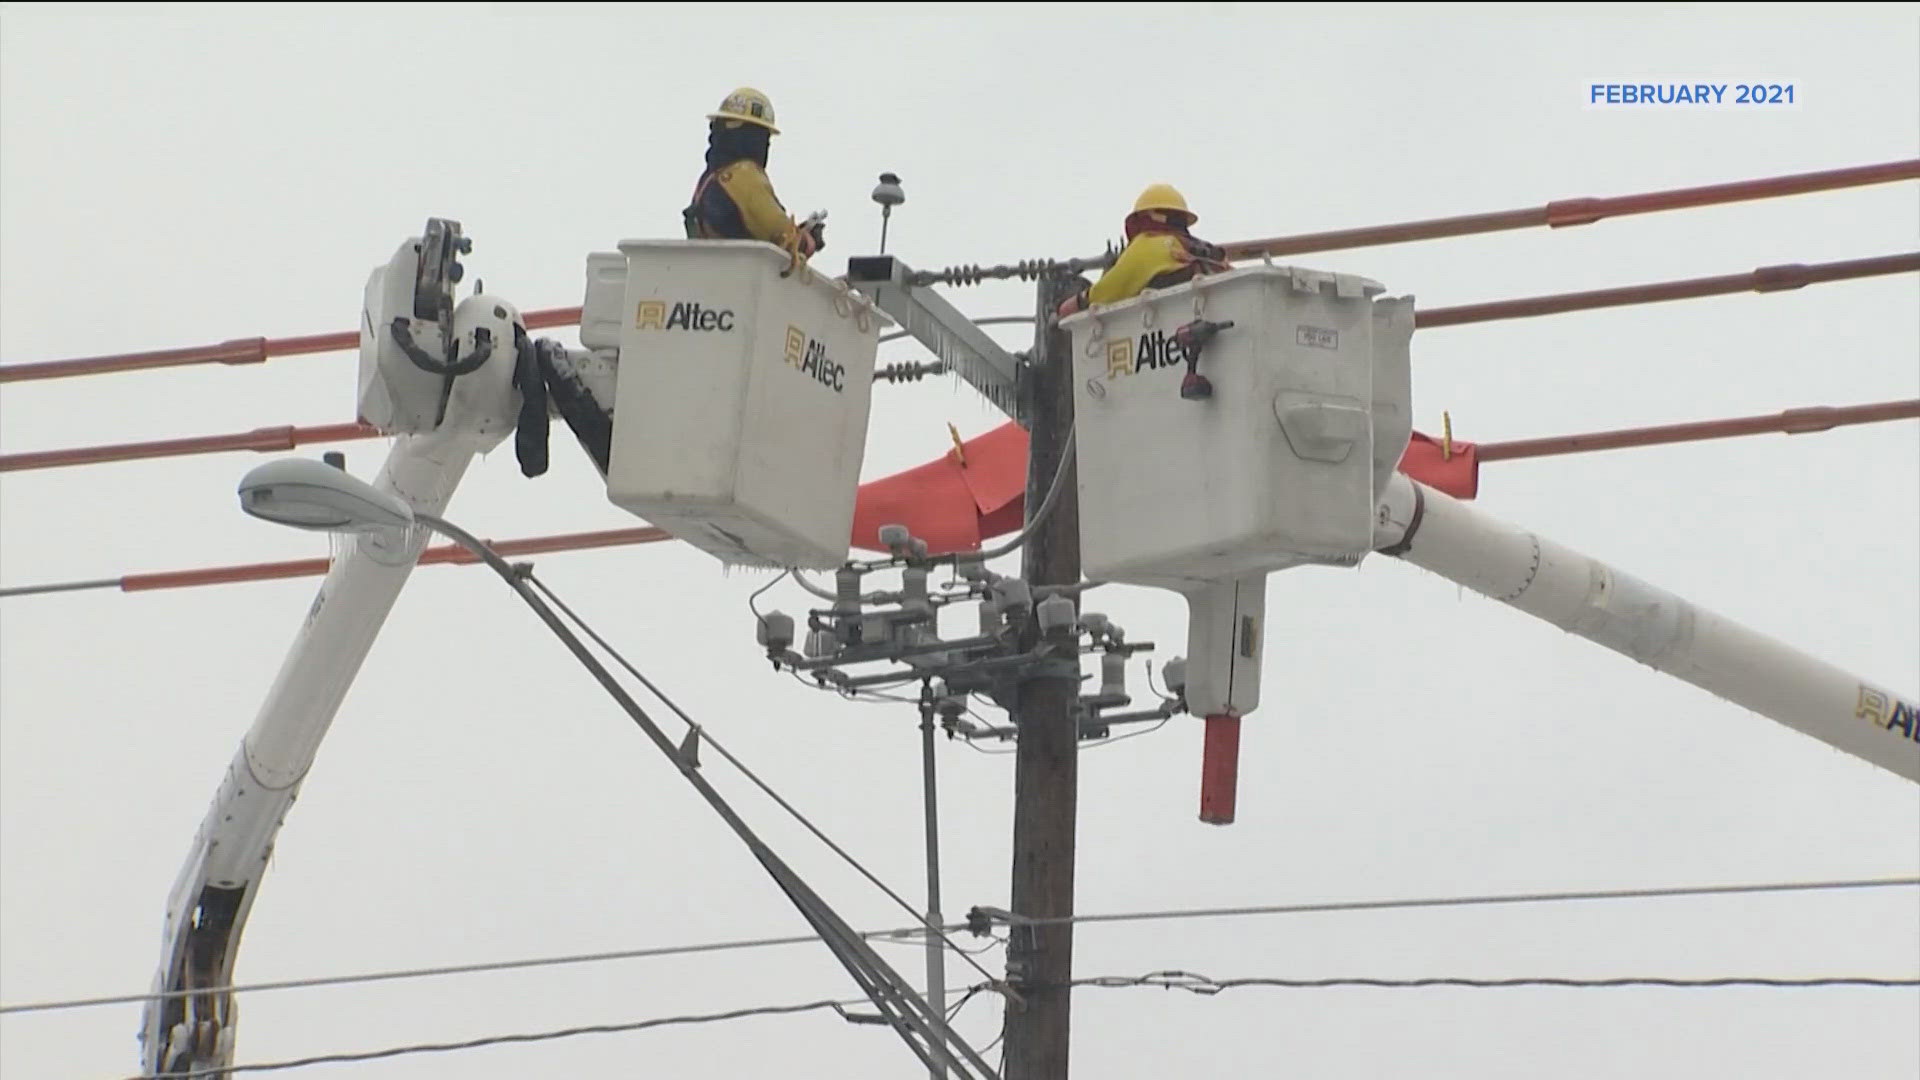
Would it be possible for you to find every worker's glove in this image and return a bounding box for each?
[1190,240,1228,264]
[779,230,812,276]
[806,218,827,254]
[1052,275,1093,321]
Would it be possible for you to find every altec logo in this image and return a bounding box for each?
[635,300,736,332]
[1856,684,1920,744]
[1104,330,1191,379]
[784,325,845,393]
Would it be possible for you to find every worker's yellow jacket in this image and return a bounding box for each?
[1087,231,1230,305]
[684,160,804,250]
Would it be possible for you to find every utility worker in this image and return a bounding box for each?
[1056,184,1232,398]
[1056,185,1228,318]
[683,87,825,265]
[535,89,826,482]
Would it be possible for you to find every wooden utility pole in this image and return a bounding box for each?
[1002,274,1082,1079]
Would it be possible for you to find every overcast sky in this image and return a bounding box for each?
[2,4,1917,1078]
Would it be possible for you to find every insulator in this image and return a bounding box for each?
[1163,657,1188,697]
[834,567,862,617]
[756,611,795,651]
[1035,594,1076,635]
[903,567,932,618]
[1101,652,1127,698]
[995,579,1032,618]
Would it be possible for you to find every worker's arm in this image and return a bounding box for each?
[1089,235,1187,305]
[1058,236,1188,317]
[715,163,804,250]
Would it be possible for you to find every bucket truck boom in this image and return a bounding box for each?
[1372,473,1920,783]
[140,220,524,1076]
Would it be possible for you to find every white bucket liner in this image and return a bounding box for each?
[599,240,888,570]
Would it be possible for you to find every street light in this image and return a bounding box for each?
[231,455,998,1079]
[237,457,414,533]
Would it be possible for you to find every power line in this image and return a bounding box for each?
[0,317,1036,472]
[0,525,672,599]
[1219,157,1920,260]
[6,875,1911,1020]
[1080,714,1175,751]
[1013,876,1920,931]
[0,575,121,598]
[959,740,1020,757]
[3,305,584,385]
[1475,398,1920,462]
[115,962,1919,1080]
[7,391,1915,598]
[1064,970,1920,995]
[14,158,1905,386]
[0,421,381,473]
[0,926,927,1017]
[879,934,1008,959]
[523,571,1003,990]
[416,517,1000,1079]
[1413,252,1919,329]
[121,992,910,1080]
[909,159,1920,284]
[0,154,1907,419]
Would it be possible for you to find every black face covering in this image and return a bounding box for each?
[1125,210,1193,242]
[705,120,770,171]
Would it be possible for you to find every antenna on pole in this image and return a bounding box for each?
[872,172,905,254]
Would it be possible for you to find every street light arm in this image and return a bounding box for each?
[1373,474,1920,782]
[408,512,1003,1080]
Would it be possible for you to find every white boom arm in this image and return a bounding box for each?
[1373,473,1920,783]
[141,220,524,1077]
[138,433,481,1074]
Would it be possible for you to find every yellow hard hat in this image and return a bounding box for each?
[707,87,780,134]
[1131,183,1196,224]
